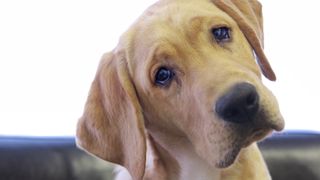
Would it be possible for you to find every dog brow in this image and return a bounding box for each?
[186,15,229,44]
[186,16,206,43]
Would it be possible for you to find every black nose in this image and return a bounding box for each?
[215,83,259,123]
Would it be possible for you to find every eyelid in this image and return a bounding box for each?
[149,50,174,83]
[211,24,230,29]
[148,46,184,87]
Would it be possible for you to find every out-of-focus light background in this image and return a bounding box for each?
[0,0,319,136]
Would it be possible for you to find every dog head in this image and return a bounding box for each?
[76,0,284,179]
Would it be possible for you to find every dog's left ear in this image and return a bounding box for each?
[212,0,276,81]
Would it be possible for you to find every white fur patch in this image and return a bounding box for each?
[114,166,132,180]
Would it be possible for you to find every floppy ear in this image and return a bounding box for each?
[212,0,277,81]
[76,51,146,180]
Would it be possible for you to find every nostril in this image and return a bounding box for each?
[225,108,239,119]
[246,91,258,108]
[215,83,259,123]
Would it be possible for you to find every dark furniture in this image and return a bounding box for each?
[0,131,319,180]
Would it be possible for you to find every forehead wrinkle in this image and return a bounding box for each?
[141,19,190,59]
[132,2,234,69]
[186,16,206,44]
[154,30,199,67]
[148,31,204,71]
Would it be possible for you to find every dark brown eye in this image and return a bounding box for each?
[211,27,231,42]
[155,67,174,86]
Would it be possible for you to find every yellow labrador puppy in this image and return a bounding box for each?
[76,0,284,179]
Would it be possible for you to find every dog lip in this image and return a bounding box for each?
[253,128,272,140]
[215,127,272,168]
[242,128,272,147]
[215,146,241,168]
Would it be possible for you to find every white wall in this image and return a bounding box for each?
[0,0,319,136]
[261,0,320,130]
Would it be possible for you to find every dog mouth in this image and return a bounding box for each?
[214,117,282,169]
[216,145,242,168]
[242,107,285,144]
[214,129,270,169]
[209,102,285,169]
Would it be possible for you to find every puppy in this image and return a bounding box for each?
[76,0,284,179]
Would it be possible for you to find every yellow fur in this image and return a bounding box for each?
[76,0,284,179]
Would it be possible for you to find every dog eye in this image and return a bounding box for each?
[211,27,231,43]
[154,67,175,86]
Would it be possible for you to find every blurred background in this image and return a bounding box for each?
[0,0,319,136]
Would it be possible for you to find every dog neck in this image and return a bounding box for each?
[146,131,221,180]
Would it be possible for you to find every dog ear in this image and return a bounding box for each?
[212,0,277,81]
[76,51,146,180]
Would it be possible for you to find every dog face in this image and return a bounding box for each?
[76,0,284,179]
[126,0,284,168]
